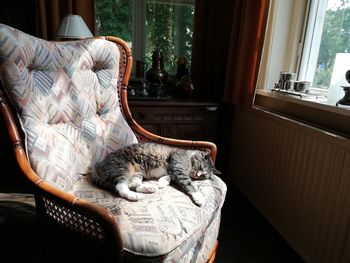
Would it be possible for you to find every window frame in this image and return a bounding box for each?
[255,0,350,137]
[132,0,146,64]
[298,0,328,83]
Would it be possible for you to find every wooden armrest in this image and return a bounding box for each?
[120,89,217,163]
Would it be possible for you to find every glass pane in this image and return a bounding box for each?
[313,0,350,89]
[95,0,133,46]
[145,0,195,73]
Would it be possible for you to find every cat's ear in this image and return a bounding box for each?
[203,151,211,159]
[212,167,222,175]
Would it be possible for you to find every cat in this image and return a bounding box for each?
[90,142,220,206]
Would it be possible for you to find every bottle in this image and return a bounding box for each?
[145,49,169,85]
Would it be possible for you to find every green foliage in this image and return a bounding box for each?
[95,0,132,41]
[314,1,350,86]
[313,67,332,88]
[145,2,194,73]
[95,0,195,74]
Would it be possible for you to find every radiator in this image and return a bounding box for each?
[231,107,350,263]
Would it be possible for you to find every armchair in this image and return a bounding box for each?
[0,23,226,262]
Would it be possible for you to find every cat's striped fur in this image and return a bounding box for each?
[90,142,219,206]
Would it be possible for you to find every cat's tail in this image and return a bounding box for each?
[89,162,101,184]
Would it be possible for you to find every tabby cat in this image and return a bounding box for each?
[90,142,220,206]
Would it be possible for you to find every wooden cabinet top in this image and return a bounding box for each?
[128,98,220,107]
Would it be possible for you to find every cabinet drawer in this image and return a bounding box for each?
[131,106,217,124]
[128,100,219,142]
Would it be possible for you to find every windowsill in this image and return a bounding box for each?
[254,89,350,137]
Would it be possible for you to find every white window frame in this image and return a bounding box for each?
[257,0,350,105]
[298,0,328,83]
[257,0,309,92]
[255,0,350,135]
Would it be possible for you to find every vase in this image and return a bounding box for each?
[145,49,169,85]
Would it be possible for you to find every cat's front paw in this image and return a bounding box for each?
[116,183,143,201]
[136,182,159,193]
[191,191,204,207]
[157,175,171,188]
[126,192,143,201]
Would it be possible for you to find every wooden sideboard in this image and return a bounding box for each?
[128,99,220,142]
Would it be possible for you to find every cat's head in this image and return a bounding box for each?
[189,151,221,180]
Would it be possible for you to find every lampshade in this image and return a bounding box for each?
[56,14,93,39]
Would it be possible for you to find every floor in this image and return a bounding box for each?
[0,180,305,263]
[216,179,305,263]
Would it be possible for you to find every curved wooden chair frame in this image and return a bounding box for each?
[0,36,218,262]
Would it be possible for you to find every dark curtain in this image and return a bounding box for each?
[37,0,95,40]
[0,0,38,37]
[191,0,270,172]
[191,0,238,101]
[192,0,270,106]
[223,0,270,106]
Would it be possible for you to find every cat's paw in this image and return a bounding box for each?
[116,183,143,201]
[125,192,143,201]
[157,175,171,188]
[136,182,159,193]
[191,191,204,207]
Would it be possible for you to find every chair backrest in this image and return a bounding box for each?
[0,23,137,192]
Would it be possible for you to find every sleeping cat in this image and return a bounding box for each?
[90,142,220,206]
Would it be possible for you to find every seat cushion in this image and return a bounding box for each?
[72,174,227,261]
[0,24,137,191]
[0,24,228,262]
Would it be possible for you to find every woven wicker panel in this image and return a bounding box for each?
[42,197,105,241]
[116,43,127,114]
[116,44,127,93]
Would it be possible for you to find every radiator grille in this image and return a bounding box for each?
[232,108,350,263]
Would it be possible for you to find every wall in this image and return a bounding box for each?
[231,106,350,263]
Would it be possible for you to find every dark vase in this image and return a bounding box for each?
[145,49,169,85]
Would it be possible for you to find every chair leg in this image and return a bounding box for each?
[206,240,218,263]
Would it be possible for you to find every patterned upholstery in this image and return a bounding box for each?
[0,24,137,192]
[72,174,226,261]
[0,23,227,262]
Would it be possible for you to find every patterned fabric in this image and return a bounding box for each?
[0,24,137,191]
[72,174,227,262]
[0,24,227,262]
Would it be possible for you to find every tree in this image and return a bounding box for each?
[145,2,194,73]
[95,0,195,74]
[314,0,350,87]
[95,0,132,42]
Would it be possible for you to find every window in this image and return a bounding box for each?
[95,0,195,75]
[299,0,350,104]
[255,0,350,135]
[95,0,133,44]
[258,0,350,107]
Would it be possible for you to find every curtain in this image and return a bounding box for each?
[192,0,270,106]
[224,0,270,106]
[191,0,238,101]
[37,0,95,40]
[191,0,270,173]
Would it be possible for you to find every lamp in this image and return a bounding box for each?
[56,14,93,40]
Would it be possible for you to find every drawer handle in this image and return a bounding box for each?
[206,106,218,112]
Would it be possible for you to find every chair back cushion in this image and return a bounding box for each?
[0,24,137,191]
